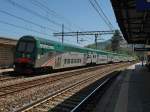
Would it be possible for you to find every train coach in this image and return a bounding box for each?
[14,35,134,73]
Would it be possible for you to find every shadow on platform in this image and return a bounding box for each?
[94,63,150,112]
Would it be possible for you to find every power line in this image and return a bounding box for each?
[28,0,73,31]
[0,28,22,35]
[29,0,93,42]
[0,20,53,36]
[4,0,98,44]
[89,0,113,30]
[6,0,62,27]
[93,0,114,29]
[0,9,58,32]
[30,0,65,20]
[54,30,114,48]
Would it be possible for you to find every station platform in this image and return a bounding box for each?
[94,63,150,112]
[0,68,13,75]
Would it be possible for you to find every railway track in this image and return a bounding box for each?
[0,76,17,82]
[0,64,103,87]
[12,62,132,112]
[70,72,119,112]
[0,63,121,97]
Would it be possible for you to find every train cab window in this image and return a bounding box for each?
[17,42,26,52]
[17,41,34,53]
[26,42,34,53]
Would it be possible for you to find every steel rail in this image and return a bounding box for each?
[15,63,130,112]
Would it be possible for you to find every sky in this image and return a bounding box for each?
[0,0,119,46]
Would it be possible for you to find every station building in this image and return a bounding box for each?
[0,37,17,68]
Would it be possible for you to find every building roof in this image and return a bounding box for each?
[0,37,17,46]
[111,0,150,44]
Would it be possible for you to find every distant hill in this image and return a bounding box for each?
[85,39,111,50]
[85,38,135,55]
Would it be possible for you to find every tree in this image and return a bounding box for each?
[111,30,122,52]
[105,44,112,51]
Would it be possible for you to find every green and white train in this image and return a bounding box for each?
[14,35,134,73]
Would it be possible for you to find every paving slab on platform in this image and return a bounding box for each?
[94,63,150,112]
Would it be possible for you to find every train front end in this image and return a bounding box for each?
[14,36,37,73]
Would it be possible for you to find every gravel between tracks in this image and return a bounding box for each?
[0,65,102,88]
[0,63,130,112]
[0,66,109,112]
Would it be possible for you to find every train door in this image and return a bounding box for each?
[55,56,62,68]
[86,53,92,64]
[83,53,87,65]
[92,53,97,64]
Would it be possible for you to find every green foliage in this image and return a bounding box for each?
[111,30,122,51]
[85,30,136,56]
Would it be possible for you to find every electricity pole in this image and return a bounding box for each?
[62,24,64,44]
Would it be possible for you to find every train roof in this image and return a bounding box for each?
[20,35,131,57]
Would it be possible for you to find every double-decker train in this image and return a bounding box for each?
[14,35,135,73]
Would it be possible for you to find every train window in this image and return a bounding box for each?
[87,55,90,58]
[64,59,67,64]
[73,59,76,63]
[79,59,81,63]
[71,59,73,63]
[77,59,79,63]
[74,59,76,63]
[67,59,70,64]
[26,42,34,53]
[17,42,26,52]
[41,48,44,55]
[75,59,77,63]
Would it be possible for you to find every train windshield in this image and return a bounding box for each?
[17,41,34,53]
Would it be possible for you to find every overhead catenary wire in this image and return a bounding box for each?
[89,0,113,30]
[0,20,53,36]
[30,0,68,23]
[3,0,103,44]
[2,0,86,44]
[5,0,84,43]
[29,0,93,42]
[93,0,114,29]
[6,0,62,27]
[28,0,75,32]
[0,28,23,36]
[0,9,58,32]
